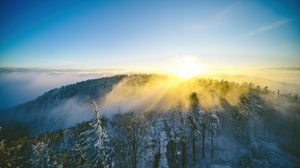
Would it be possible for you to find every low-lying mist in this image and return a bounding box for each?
[97,73,299,124]
[100,75,250,115]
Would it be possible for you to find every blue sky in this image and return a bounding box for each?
[1,0,300,69]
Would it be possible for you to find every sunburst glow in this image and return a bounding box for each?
[170,59,205,79]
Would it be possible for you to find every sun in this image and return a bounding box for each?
[171,59,205,79]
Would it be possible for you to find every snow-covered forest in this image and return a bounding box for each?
[0,74,299,167]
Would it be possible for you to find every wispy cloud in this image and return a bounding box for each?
[216,0,241,18]
[190,1,240,30]
[247,19,289,37]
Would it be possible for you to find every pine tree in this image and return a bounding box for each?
[76,99,112,167]
[188,92,199,164]
[188,92,206,161]
[209,107,220,159]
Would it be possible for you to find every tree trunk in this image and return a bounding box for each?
[292,113,296,145]
[153,153,160,168]
[181,139,186,168]
[211,130,214,159]
[168,140,176,168]
[192,129,195,164]
[174,140,178,168]
[202,124,205,159]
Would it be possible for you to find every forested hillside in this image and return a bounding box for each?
[1,74,299,167]
[0,75,125,136]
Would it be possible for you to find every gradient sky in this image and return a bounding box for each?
[1,0,300,69]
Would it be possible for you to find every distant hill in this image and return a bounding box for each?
[0,75,125,135]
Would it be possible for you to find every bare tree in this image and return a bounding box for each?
[110,112,149,168]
